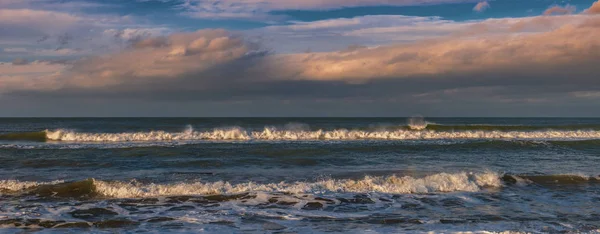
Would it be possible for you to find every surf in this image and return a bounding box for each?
[6,123,600,143]
[43,127,600,142]
[4,172,598,200]
[1,171,501,199]
[3,172,599,200]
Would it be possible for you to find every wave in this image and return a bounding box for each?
[407,115,429,130]
[43,127,600,142]
[0,172,501,199]
[4,138,600,150]
[3,173,600,201]
[0,179,64,192]
[4,123,600,143]
[3,172,598,199]
[0,131,47,142]
[503,174,600,185]
[422,124,600,132]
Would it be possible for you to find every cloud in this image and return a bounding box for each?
[543,5,576,15]
[586,0,600,14]
[0,61,66,76]
[0,0,110,11]
[0,8,170,62]
[2,47,86,58]
[11,58,29,65]
[473,1,489,12]
[0,8,134,36]
[275,18,599,82]
[0,8,118,48]
[0,61,66,91]
[250,15,455,53]
[180,0,476,20]
[251,14,590,53]
[0,9,82,36]
[2,12,600,115]
[3,48,29,53]
[0,29,261,91]
[3,1,600,116]
[103,28,171,45]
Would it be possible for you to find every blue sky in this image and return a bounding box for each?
[1,0,600,116]
[68,0,597,28]
[16,0,592,32]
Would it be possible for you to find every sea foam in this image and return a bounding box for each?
[1,171,502,198]
[45,127,600,142]
[0,180,64,192]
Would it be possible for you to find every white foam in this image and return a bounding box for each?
[46,127,251,142]
[0,180,64,192]
[93,171,501,198]
[44,127,600,142]
[407,115,429,130]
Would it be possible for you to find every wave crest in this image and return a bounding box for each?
[1,172,501,198]
[44,127,600,142]
[407,116,429,130]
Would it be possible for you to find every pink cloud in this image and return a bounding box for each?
[543,5,576,15]
[2,12,600,102]
[0,61,66,91]
[270,16,600,82]
[181,0,475,19]
[473,1,490,12]
[586,0,600,14]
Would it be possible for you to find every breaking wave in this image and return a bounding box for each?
[43,127,600,142]
[4,123,600,143]
[0,179,64,192]
[407,115,429,130]
[1,171,501,198]
[4,172,596,200]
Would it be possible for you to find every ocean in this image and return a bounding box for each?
[0,117,599,233]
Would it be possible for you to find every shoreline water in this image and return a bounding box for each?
[1,118,599,233]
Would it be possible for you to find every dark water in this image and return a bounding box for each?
[1,118,600,233]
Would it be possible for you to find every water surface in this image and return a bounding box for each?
[1,118,599,233]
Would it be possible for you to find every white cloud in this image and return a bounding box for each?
[252,15,454,53]
[0,61,66,75]
[3,14,600,98]
[2,3,600,110]
[0,29,260,91]
[3,48,29,53]
[543,5,576,15]
[0,0,110,11]
[473,1,490,12]
[180,0,476,20]
[277,18,600,82]
[250,14,593,53]
[0,8,170,62]
[2,47,86,57]
[0,61,66,91]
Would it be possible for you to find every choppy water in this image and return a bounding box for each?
[1,118,600,233]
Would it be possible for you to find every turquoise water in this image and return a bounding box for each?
[0,118,599,233]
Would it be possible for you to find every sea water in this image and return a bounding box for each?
[0,118,599,233]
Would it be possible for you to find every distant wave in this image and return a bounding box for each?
[422,124,600,132]
[4,124,600,143]
[44,127,600,142]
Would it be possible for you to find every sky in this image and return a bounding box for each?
[1,0,600,117]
